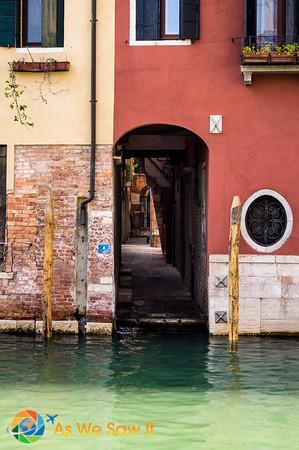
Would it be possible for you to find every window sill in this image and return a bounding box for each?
[241,64,299,85]
[16,47,65,54]
[129,39,192,46]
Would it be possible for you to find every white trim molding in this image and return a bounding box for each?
[16,48,65,54]
[129,39,192,46]
[129,0,191,46]
[241,189,293,253]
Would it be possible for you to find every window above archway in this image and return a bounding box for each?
[130,0,199,45]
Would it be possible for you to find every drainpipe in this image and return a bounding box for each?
[80,0,97,225]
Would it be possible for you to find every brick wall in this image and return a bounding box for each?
[0,144,114,323]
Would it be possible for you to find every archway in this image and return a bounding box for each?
[113,124,209,328]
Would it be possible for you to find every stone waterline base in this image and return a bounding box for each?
[0,320,113,335]
[209,254,299,335]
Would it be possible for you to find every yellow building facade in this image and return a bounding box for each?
[0,0,116,334]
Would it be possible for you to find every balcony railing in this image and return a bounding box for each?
[0,242,32,273]
[238,35,299,84]
[241,35,299,65]
[243,35,299,47]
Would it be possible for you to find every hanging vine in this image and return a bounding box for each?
[4,62,34,127]
[33,59,67,105]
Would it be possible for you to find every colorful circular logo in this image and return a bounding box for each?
[8,410,45,444]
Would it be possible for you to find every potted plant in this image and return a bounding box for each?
[270,44,296,63]
[242,45,270,63]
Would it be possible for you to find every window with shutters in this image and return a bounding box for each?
[0,0,64,48]
[135,0,199,42]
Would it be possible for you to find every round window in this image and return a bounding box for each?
[245,195,287,247]
[241,190,293,253]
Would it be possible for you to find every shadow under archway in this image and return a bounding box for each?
[113,124,209,329]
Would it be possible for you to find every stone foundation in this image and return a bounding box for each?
[0,145,115,327]
[209,255,299,335]
[0,320,113,335]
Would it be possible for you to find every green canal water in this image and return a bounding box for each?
[1,330,299,449]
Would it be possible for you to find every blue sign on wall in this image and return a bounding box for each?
[98,243,111,254]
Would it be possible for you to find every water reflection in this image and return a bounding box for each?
[207,335,299,394]
[107,330,211,392]
[0,332,299,395]
[1,332,299,449]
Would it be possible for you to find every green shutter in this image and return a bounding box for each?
[0,0,19,47]
[56,0,64,46]
[136,0,160,41]
[180,0,200,40]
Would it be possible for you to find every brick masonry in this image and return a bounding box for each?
[0,145,115,325]
[209,254,299,335]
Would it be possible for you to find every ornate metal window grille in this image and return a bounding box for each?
[245,195,287,247]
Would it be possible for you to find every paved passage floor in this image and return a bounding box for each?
[117,237,201,323]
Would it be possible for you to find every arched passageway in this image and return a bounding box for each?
[113,124,209,327]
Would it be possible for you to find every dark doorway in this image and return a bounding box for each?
[114,125,208,327]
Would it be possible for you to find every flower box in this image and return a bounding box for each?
[270,53,295,63]
[12,61,70,72]
[242,53,269,64]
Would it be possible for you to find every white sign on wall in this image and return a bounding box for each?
[210,115,223,134]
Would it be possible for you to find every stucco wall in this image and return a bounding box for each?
[0,0,115,190]
[115,0,299,256]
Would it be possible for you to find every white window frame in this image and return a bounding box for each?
[129,0,192,46]
[241,189,293,253]
[16,47,64,53]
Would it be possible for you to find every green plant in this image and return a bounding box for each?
[124,163,131,183]
[258,44,272,54]
[242,45,256,55]
[242,44,272,55]
[282,43,296,54]
[274,45,284,54]
[5,62,33,127]
[133,160,140,173]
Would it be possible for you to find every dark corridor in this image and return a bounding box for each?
[113,125,208,328]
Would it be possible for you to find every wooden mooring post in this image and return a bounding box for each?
[228,196,242,346]
[42,191,55,339]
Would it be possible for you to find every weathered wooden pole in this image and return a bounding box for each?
[42,191,55,339]
[228,196,242,345]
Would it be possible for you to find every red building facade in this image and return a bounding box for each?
[114,0,299,334]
